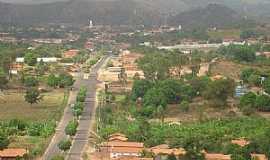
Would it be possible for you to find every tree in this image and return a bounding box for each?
[137,53,170,81]
[47,74,59,88]
[180,101,189,112]
[24,88,42,105]
[58,139,71,152]
[131,80,153,101]
[0,67,8,90]
[239,92,257,115]
[247,74,261,86]
[36,60,48,75]
[24,52,37,66]
[58,73,74,88]
[24,76,39,87]
[154,105,166,123]
[263,78,270,94]
[144,87,167,108]
[0,130,9,150]
[255,95,270,112]
[240,92,257,108]
[203,79,235,107]
[240,68,256,83]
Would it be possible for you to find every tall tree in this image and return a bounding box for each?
[24,52,37,66]
[24,88,42,105]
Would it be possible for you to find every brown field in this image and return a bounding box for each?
[208,29,241,39]
[209,60,245,80]
[164,98,236,123]
[0,89,67,121]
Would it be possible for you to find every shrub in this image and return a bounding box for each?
[24,76,39,87]
[65,120,78,136]
[76,87,87,102]
[58,139,72,152]
[180,101,189,112]
[51,155,65,160]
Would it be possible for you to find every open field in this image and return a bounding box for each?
[0,89,67,121]
[209,60,245,80]
[208,29,241,39]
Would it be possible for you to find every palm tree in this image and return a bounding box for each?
[155,105,166,123]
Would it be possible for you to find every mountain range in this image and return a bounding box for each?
[0,0,269,27]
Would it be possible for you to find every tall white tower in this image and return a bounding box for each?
[178,25,182,31]
[89,19,93,29]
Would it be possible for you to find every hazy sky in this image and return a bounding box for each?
[0,0,68,4]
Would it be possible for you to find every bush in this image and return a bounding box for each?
[58,139,72,152]
[239,92,257,108]
[180,101,189,112]
[72,102,84,118]
[24,76,39,87]
[51,155,65,160]
[0,130,9,150]
[58,73,74,88]
[76,87,87,102]
[65,120,78,136]
[255,95,270,111]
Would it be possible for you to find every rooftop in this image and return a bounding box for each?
[0,148,27,158]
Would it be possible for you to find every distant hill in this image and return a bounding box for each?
[0,0,266,27]
[169,4,254,29]
[0,0,163,26]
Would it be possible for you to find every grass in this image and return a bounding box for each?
[0,88,68,157]
[9,136,50,158]
[0,89,67,122]
[208,29,241,39]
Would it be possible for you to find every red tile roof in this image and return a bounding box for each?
[0,148,27,158]
[205,153,231,160]
[251,154,268,160]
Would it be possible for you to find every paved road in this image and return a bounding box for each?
[43,56,109,160]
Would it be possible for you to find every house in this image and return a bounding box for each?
[0,148,27,160]
[251,154,268,160]
[116,157,153,160]
[231,138,250,147]
[37,57,58,63]
[256,52,270,58]
[204,153,231,160]
[100,141,144,159]
[15,58,24,63]
[9,63,23,75]
[100,133,144,159]
[148,144,186,160]
[109,133,128,142]
[63,49,80,58]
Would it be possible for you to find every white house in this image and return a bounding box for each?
[37,57,58,63]
[16,58,24,63]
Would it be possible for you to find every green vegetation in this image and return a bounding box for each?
[24,88,42,105]
[47,73,74,88]
[24,52,37,66]
[51,155,65,160]
[58,139,72,152]
[218,44,256,62]
[65,120,79,136]
[240,92,270,113]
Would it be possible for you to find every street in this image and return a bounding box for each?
[43,55,109,160]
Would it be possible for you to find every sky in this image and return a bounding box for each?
[0,0,68,4]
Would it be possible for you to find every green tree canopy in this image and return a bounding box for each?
[24,88,42,105]
[24,52,37,66]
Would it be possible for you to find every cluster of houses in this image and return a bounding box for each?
[99,50,144,93]
[91,133,268,160]
[9,49,81,75]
